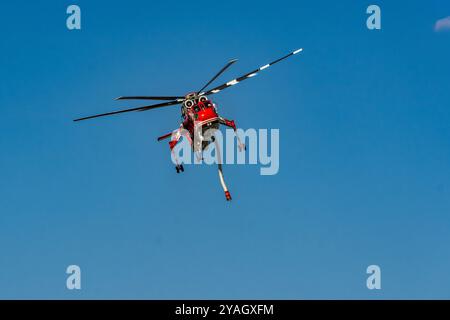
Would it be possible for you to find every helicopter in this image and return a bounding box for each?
[74,48,303,201]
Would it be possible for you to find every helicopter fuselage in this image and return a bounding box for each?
[181,99,220,148]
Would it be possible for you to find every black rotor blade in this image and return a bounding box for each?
[201,48,303,96]
[197,59,238,94]
[115,96,184,101]
[73,100,181,122]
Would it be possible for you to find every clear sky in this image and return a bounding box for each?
[0,1,450,299]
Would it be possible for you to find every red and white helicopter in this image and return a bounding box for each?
[74,48,303,200]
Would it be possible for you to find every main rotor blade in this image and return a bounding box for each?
[201,48,303,96]
[115,96,184,101]
[73,100,181,122]
[197,59,238,94]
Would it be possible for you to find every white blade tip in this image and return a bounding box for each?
[293,48,303,54]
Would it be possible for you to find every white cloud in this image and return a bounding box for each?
[434,16,450,32]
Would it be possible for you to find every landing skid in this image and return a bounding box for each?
[175,164,184,173]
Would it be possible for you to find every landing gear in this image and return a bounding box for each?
[238,143,246,152]
[219,117,246,152]
[175,164,184,173]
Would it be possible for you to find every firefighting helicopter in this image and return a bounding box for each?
[74,48,303,200]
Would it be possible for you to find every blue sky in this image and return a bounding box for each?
[0,0,450,299]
